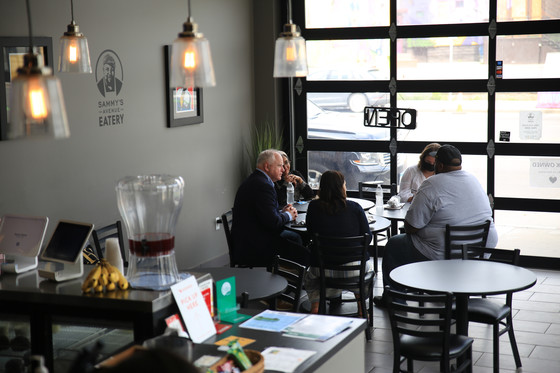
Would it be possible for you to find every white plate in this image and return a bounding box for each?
[383,203,405,210]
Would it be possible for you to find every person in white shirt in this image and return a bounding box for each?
[398,143,441,202]
[375,144,498,307]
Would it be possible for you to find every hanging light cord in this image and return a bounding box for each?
[287,0,293,24]
[187,0,192,21]
[25,0,33,54]
[70,0,75,23]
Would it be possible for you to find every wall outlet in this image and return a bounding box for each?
[215,217,221,230]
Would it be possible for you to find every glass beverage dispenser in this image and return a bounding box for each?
[116,175,184,290]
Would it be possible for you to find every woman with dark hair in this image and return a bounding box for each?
[304,170,373,314]
[398,142,441,202]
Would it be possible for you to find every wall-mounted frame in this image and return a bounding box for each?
[0,37,54,140]
[164,45,204,127]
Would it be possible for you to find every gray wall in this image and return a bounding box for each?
[0,0,272,269]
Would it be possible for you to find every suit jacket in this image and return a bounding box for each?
[232,170,291,267]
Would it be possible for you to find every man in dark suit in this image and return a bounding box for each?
[232,149,299,267]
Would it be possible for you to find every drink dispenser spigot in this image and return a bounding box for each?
[116,175,184,290]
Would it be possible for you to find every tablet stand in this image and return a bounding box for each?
[1,254,38,274]
[38,255,84,282]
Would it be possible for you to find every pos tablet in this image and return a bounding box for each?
[0,214,49,273]
[38,220,94,282]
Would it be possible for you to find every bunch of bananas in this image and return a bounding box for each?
[82,259,129,293]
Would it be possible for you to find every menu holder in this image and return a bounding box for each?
[215,276,251,324]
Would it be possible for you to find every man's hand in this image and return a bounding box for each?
[282,204,298,221]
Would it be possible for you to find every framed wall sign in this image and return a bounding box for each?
[0,37,53,140]
[164,45,204,127]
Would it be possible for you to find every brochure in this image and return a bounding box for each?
[261,347,317,373]
[282,314,353,342]
[239,310,306,332]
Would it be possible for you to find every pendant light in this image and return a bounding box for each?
[58,0,92,73]
[273,0,308,78]
[8,0,69,140]
[170,0,216,88]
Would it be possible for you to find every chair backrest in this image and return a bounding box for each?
[444,220,491,259]
[91,221,126,265]
[271,255,307,312]
[313,233,371,312]
[461,245,520,266]
[358,181,397,203]
[220,210,235,267]
[385,286,457,369]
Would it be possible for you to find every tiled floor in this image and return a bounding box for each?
[367,263,560,373]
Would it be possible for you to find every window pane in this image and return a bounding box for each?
[397,37,488,79]
[398,153,487,192]
[397,0,489,25]
[496,34,560,79]
[307,98,390,140]
[305,0,390,28]
[306,40,391,80]
[497,0,560,22]
[307,151,402,191]
[495,210,560,258]
[495,156,560,199]
[396,92,488,142]
[495,92,560,143]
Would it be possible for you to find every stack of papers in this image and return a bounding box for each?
[240,310,353,342]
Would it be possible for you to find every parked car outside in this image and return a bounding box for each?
[306,100,405,191]
[307,69,390,113]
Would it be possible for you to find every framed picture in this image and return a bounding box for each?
[164,45,204,127]
[0,37,53,140]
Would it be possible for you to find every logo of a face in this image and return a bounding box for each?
[95,50,123,97]
[221,282,232,296]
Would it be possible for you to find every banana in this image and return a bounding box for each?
[103,261,121,283]
[99,265,110,286]
[118,276,129,290]
[94,284,104,293]
[82,264,102,292]
[106,282,116,291]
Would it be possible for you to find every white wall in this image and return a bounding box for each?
[0,0,257,268]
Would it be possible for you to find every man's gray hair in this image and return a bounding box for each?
[256,149,280,167]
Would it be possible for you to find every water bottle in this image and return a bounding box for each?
[30,355,49,373]
[286,182,295,205]
[375,184,384,213]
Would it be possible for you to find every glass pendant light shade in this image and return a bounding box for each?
[273,26,308,77]
[58,22,92,73]
[171,32,215,88]
[8,54,70,140]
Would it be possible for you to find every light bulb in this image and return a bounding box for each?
[68,43,78,63]
[29,88,47,119]
[183,50,196,69]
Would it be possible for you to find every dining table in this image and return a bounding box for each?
[293,197,375,213]
[187,267,288,307]
[389,259,537,336]
[372,202,410,236]
[287,212,391,273]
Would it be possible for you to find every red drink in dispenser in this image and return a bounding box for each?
[116,175,184,290]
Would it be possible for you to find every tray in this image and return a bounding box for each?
[383,203,405,210]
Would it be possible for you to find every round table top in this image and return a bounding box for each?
[287,213,390,234]
[390,259,537,296]
[372,202,410,221]
[194,267,288,302]
[294,198,375,213]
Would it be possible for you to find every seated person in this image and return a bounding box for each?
[375,145,498,307]
[275,151,314,206]
[303,170,373,314]
[398,143,441,202]
[232,149,300,268]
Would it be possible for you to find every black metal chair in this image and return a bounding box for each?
[271,255,308,312]
[313,233,374,340]
[458,245,522,373]
[91,221,127,266]
[444,220,491,259]
[219,209,237,267]
[385,286,474,373]
[358,181,396,272]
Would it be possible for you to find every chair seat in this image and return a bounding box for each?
[323,271,374,288]
[401,334,474,360]
[453,298,510,323]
